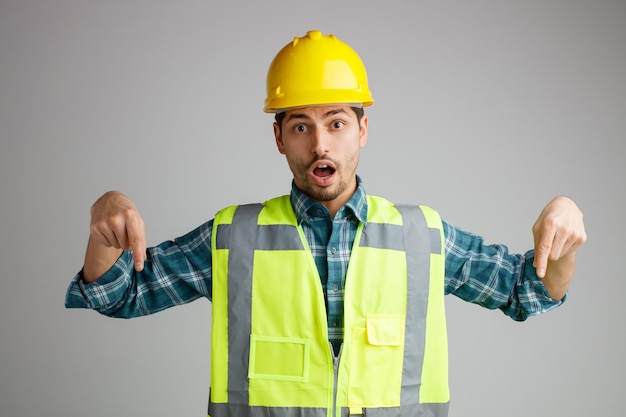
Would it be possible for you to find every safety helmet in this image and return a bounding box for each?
[264,30,374,113]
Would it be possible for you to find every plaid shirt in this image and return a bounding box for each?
[66,177,562,354]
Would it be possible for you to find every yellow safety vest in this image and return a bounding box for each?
[209,195,449,417]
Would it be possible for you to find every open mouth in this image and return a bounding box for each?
[313,164,335,178]
[310,161,337,186]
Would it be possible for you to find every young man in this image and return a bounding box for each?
[66,30,586,417]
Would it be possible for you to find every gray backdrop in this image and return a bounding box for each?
[1,1,624,416]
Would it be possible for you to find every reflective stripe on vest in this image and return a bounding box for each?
[209,195,449,417]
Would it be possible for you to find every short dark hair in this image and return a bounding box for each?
[274,106,365,133]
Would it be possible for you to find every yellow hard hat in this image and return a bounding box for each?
[264,30,374,113]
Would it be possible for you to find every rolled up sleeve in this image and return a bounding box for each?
[443,220,564,321]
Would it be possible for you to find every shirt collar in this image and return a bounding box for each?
[290,175,368,225]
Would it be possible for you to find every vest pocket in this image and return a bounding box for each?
[348,315,405,407]
[248,335,310,382]
[365,314,405,346]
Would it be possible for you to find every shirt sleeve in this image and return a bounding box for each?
[64,219,215,318]
[442,219,564,321]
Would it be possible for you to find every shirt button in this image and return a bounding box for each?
[332,284,339,292]
[330,247,336,254]
[332,320,338,327]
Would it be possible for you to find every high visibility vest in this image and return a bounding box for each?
[209,195,449,417]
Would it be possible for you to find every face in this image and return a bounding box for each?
[274,105,368,215]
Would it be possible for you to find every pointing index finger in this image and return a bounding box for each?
[533,226,555,279]
[127,215,146,272]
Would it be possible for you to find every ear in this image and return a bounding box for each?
[359,114,369,148]
[274,122,286,154]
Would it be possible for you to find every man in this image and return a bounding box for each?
[66,30,586,417]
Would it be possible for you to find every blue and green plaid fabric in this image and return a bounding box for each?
[66,177,562,355]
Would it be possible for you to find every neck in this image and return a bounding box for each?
[319,200,343,219]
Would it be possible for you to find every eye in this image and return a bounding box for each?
[294,124,308,133]
[331,120,345,129]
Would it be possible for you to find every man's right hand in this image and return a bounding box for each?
[83,191,146,283]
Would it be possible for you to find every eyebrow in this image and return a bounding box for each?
[285,108,349,123]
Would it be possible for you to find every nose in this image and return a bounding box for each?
[312,128,330,156]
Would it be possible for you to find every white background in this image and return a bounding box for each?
[1,1,624,416]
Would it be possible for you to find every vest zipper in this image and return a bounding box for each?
[331,343,343,417]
